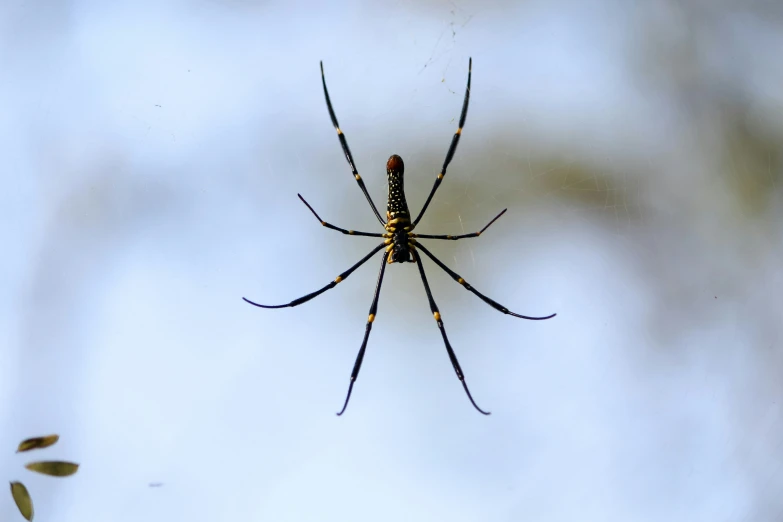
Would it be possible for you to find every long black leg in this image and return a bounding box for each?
[413,208,506,241]
[412,250,489,415]
[298,194,384,238]
[412,57,472,228]
[337,251,389,416]
[243,243,386,309]
[415,242,556,320]
[320,62,386,226]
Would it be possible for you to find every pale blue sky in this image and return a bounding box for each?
[2,1,782,521]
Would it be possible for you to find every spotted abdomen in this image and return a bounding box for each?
[386,154,409,221]
[384,154,413,263]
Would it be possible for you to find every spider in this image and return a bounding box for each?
[243,58,556,416]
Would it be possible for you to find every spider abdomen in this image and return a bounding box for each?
[386,155,409,221]
[385,154,413,263]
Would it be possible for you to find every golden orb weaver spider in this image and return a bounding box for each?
[244,58,556,416]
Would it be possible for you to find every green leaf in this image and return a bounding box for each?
[10,481,34,521]
[24,461,79,477]
[16,435,59,453]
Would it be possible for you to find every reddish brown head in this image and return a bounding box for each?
[386,154,404,173]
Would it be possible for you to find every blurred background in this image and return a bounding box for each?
[1,0,782,520]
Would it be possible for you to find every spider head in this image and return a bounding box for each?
[389,225,413,263]
[390,245,413,263]
[386,154,404,174]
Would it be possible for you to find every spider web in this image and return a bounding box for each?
[383,8,783,518]
[4,1,782,522]
[389,74,643,281]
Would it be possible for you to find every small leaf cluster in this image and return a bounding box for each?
[9,435,79,521]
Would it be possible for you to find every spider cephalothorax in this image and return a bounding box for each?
[243,58,556,416]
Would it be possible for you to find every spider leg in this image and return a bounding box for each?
[414,242,556,321]
[412,208,507,241]
[298,194,385,238]
[320,62,386,226]
[412,57,472,228]
[337,251,389,416]
[411,250,489,415]
[243,243,386,309]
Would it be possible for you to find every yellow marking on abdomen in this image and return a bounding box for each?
[355,174,361,180]
[335,276,343,283]
[456,127,462,135]
[368,314,375,323]
[437,173,444,180]
[458,278,465,284]
[433,311,441,321]
[337,128,343,135]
